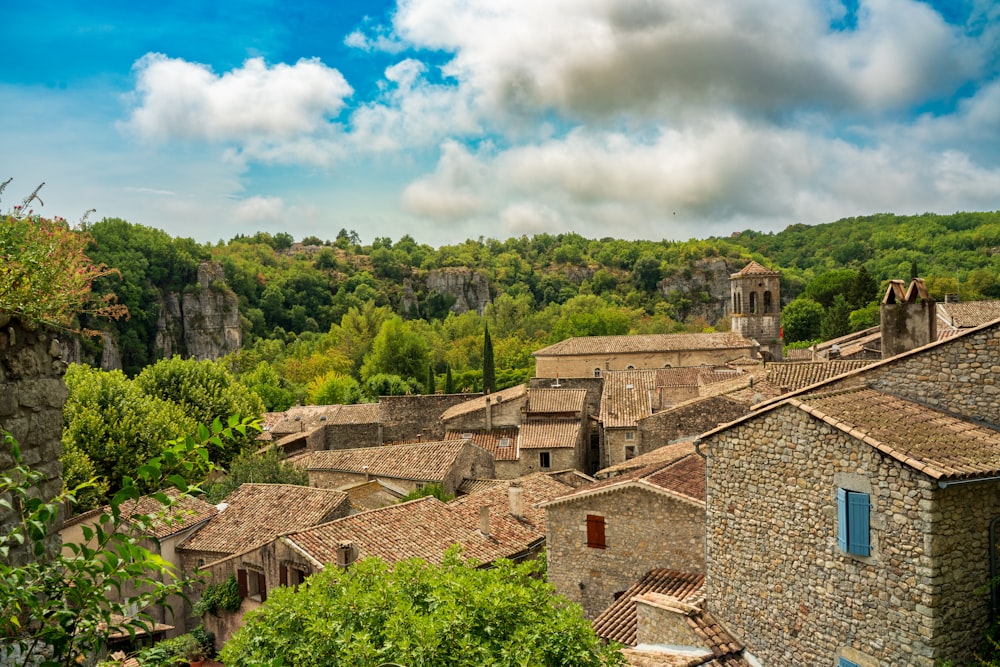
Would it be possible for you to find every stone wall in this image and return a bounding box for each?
[323,422,381,450]
[638,396,748,452]
[546,486,705,619]
[381,393,479,442]
[880,300,936,359]
[0,318,68,564]
[518,447,578,477]
[535,347,756,379]
[702,403,963,666]
[441,396,522,433]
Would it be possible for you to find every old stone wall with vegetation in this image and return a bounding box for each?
[0,318,68,563]
[638,395,748,452]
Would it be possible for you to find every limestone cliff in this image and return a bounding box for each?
[658,257,741,324]
[154,262,241,361]
[423,268,492,315]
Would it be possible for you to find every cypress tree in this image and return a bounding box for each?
[482,323,495,394]
[426,363,436,395]
[445,365,455,394]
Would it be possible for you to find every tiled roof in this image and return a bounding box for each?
[338,479,404,511]
[596,440,697,478]
[545,452,705,507]
[533,333,756,357]
[458,478,508,495]
[325,403,381,425]
[600,370,655,428]
[440,385,526,420]
[306,440,471,481]
[720,378,786,406]
[527,388,587,414]
[762,360,878,392]
[179,483,348,556]
[729,260,778,278]
[284,495,542,566]
[938,300,1000,329]
[518,421,580,449]
[262,403,380,438]
[592,569,705,645]
[449,472,573,533]
[445,428,519,461]
[792,387,1000,481]
[118,489,220,539]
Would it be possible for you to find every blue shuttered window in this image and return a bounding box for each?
[839,658,861,667]
[837,488,871,557]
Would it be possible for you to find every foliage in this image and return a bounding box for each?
[306,370,362,405]
[193,575,242,616]
[0,181,127,330]
[363,373,422,398]
[482,323,495,394]
[205,449,308,504]
[820,294,853,340]
[781,298,825,343]
[220,551,625,667]
[399,483,453,502]
[360,316,429,384]
[0,417,256,667]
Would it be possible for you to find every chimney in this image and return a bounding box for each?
[880,278,936,359]
[508,484,524,519]
[485,396,493,431]
[362,465,370,482]
[479,505,491,537]
[336,540,354,569]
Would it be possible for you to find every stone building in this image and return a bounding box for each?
[729,260,782,360]
[880,278,936,358]
[542,448,705,619]
[305,439,495,496]
[697,316,1000,666]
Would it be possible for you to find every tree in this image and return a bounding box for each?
[360,316,429,384]
[781,298,824,343]
[820,294,853,340]
[306,371,361,405]
[206,448,308,504]
[482,323,495,394]
[445,365,455,394]
[848,265,878,310]
[426,362,436,395]
[632,252,661,292]
[220,552,624,667]
[362,373,422,398]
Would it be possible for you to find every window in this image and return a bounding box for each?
[839,658,861,667]
[624,431,635,441]
[280,565,307,588]
[586,514,606,549]
[539,452,551,469]
[624,445,637,460]
[837,489,870,557]
[593,368,602,378]
[763,290,773,313]
[238,568,267,602]
[498,437,511,448]
[749,291,758,314]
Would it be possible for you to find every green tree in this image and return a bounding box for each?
[804,269,857,309]
[781,298,824,343]
[632,252,661,292]
[363,373,422,398]
[426,362,436,395]
[220,552,624,667]
[360,316,429,384]
[848,265,878,310]
[206,448,308,504]
[820,294,853,340]
[306,371,362,405]
[445,365,455,394]
[482,323,495,394]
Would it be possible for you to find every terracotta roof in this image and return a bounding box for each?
[445,428,519,461]
[596,440,697,478]
[449,473,573,533]
[533,333,756,357]
[284,495,542,566]
[527,388,588,413]
[179,483,348,556]
[593,569,705,645]
[792,387,1000,481]
[337,479,404,511]
[729,260,778,278]
[762,360,878,392]
[720,378,786,406]
[458,478,508,495]
[518,421,580,450]
[440,385,526,420]
[544,452,705,508]
[118,489,220,539]
[600,370,655,428]
[262,403,380,438]
[306,440,472,481]
[938,300,1000,329]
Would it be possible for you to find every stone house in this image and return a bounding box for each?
[533,332,758,379]
[697,316,1000,666]
[305,439,495,496]
[439,383,527,433]
[443,428,521,477]
[60,489,219,637]
[542,448,706,619]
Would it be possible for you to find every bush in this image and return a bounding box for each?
[193,575,241,616]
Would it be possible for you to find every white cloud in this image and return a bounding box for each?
[123,54,353,164]
[232,196,288,224]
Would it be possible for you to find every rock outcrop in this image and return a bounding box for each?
[155,262,241,361]
[658,257,741,323]
[424,268,492,315]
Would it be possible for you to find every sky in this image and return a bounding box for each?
[3,0,999,247]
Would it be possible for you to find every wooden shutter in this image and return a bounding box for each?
[586,514,606,549]
[836,488,848,552]
[237,569,248,599]
[279,565,288,587]
[258,572,267,602]
[847,492,871,557]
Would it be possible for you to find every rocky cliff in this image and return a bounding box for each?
[423,268,493,315]
[155,262,242,360]
[658,257,740,324]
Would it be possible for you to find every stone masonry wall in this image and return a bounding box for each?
[703,404,943,666]
[638,395,748,452]
[0,318,68,564]
[535,347,754,379]
[547,487,705,619]
[381,393,480,442]
[323,422,381,450]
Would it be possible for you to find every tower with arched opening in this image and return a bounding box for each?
[730,260,783,360]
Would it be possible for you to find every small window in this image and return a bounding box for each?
[624,431,635,441]
[539,452,551,469]
[594,367,602,378]
[624,445,637,460]
[238,568,267,602]
[749,292,758,314]
[626,365,635,370]
[839,658,861,667]
[498,437,511,448]
[586,514,606,549]
[837,489,871,557]
[763,290,773,313]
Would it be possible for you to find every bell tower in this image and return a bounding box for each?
[730,261,782,361]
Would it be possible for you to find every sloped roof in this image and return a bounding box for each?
[938,300,1000,329]
[283,495,542,566]
[262,403,380,439]
[729,260,778,278]
[64,488,219,539]
[445,428,520,461]
[762,360,878,392]
[449,472,573,533]
[593,569,705,645]
[533,333,756,357]
[458,478,508,495]
[337,479,404,512]
[544,453,705,508]
[179,483,348,556]
[518,421,580,450]
[527,388,588,413]
[792,387,1000,481]
[596,440,697,478]
[600,370,655,428]
[306,440,471,481]
[440,385,526,420]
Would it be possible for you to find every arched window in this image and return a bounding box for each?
[732,291,738,314]
[735,293,742,314]
[749,292,758,314]
[593,368,601,378]
[763,291,773,313]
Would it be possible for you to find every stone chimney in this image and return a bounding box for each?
[479,505,491,537]
[336,540,355,568]
[485,396,493,431]
[881,278,936,359]
[508,483,524,519]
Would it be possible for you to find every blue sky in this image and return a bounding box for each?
[2,0,999,247]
